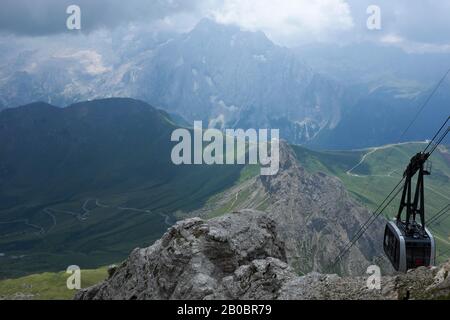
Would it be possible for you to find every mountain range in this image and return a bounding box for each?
[1,19,448,148]
[0,19,344,145]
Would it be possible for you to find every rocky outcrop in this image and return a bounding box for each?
[260,142,391,275]
[278,261,450,300]
[75,210,286,300]
[75,210,450,300]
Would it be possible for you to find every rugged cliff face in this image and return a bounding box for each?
[191,142,391,275]
[75,210,287,300]
[260,142,390,275]
[75,210,450,300]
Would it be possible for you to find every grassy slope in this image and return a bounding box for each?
[0,267,108,300]
[0,166,259,300]
[0,164,245,278]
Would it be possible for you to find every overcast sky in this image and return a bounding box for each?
[0,0,449,51]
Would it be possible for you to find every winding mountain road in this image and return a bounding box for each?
[346,141,428,177]
[0,218,45,236]
[0,199,174,237]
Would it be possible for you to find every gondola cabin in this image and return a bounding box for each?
[384,220,435,273]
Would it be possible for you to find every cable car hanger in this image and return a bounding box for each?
[328,70,450,274]
[384,118,448,272]
[330,116,449,273]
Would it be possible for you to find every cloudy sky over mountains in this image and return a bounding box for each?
[0,0,449,51]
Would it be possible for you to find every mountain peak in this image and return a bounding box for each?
[192,18,240,34]
[188,18,274,50]
[0,101,60,121]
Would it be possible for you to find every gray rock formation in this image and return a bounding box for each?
[279,261,450,300]
[75,209,450,300]
[191,142,391,276]
[261,142,391,275]
[75,210,286,300]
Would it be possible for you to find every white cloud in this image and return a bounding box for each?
[381,34,403,44]
[211,0,354,46]
[2,0,450,52]
[0,0,205,36]
[380,35,450,54]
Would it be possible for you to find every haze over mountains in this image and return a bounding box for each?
[1,19,449,148]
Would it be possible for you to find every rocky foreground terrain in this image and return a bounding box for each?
[75,210,450,300]
[74,143,448,300]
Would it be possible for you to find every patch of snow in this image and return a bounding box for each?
[157,38,174,48]
[295,118,322,140]
[230,34,237,47]
[205,76,214,87]
[53,50,112,76]
[175,56,185,68]
[208,114,226,129]
[210,96,239,113]
[25,62,38,73]
[219,100,238,113]
[253,54,267,63]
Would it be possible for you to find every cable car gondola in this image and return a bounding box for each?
[383,152,436,272]
[331,117,448,272]
[384,220,435,273]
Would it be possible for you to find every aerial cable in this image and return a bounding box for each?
[437,247,450,259]
[428,204,449,224]
[399,69,450,144]
[427,126,450,156]
[380,70,450,173]
[331,180,404,267]
[328,69,450,270]
[334,178,404,255]
[427,204,450,226]
[424,116,450,154]
[331,116,450,267]
[332,116,449,268]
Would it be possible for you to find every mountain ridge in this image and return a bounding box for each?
[1,19,447,148]
[0,19,344,145]
[0,97,246,278]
